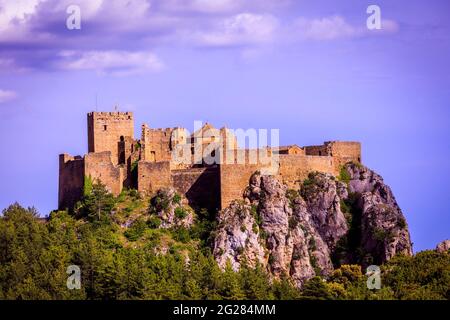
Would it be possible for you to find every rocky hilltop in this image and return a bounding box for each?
[213,163,413,287]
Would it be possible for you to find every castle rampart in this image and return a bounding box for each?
[58,154,84,210]
[58,111,361,212]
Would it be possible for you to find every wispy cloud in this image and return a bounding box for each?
[0,89,17,103]
[58,50,164,76]
[187,13,279,47]
[292,15,399,41]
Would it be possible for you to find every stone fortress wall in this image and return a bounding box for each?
[59,112,361,212]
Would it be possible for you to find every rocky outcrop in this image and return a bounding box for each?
[149,188,194,229]
[213,201,265,271]
[213,163,413,288]
[436,240,450,253]
[214,172,333,287]
[300,172,349,251]
[346,163,413,264]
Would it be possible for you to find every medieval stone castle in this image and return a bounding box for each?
[59,112,361,212]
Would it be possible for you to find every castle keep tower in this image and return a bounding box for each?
[87,112,134,165]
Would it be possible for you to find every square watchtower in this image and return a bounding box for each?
[87,111,134,165]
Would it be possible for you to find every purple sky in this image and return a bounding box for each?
[0,0,449,252]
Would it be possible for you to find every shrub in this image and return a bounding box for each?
[172,193,182,204]
[373,228,390,242]
[260,230,268,240]
[340,199,350,213]
[338,166,351,184]
[83,176,93,196]
[288,216,298,229]
[124,219,147,241]
[286,189,299,208]
[130,161,139,174]
[174,206,187,219]
[308,237,317,251]
[150,192,171,213]
[128,188,140,199]
[396,217,407,228]
[172,227,191,243]
[147,216,162,229]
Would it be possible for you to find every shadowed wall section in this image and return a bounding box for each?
[58,154,84,210]
[172,166,220,212]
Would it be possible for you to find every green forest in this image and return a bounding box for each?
[0,183,449,300]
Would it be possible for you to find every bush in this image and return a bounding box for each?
[286,189,299,208]
[150,192,171,213]
[373,228,391,242]
[128,188,140,199]
[147,216,162,229]
[174,207,188,219]
[338,166,351,184]
[83,176,93,197]
[172,193,182,204]
[288,216,298,229]
[124,219,147,241]
[172,227,191,243]
[340,199,350,213]
[396,217,407,228]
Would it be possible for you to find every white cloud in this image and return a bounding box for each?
[0,89,17,103]
[0,0,44,30]
[293,16,362,40]
[189,13,279,47]
[58,50,164,76]
[292,15,399,41]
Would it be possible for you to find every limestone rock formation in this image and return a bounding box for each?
[213,201,265,271]
[213,163,413,288]
[436,240,450,253]
[149,188,195,229]
[345,163,413,264]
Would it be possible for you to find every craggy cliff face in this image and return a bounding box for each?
[213,163,412,288]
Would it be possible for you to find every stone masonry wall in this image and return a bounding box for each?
[141,125,173,162]
[277,154,337,189]
[84,151,124,195]
[220,153,339,209]
[58,154,84,210]
[304,144,330,156]
[172,166,220,212]
[219,148,274,209]
[328,141,361,168]
[137,160,172,195]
